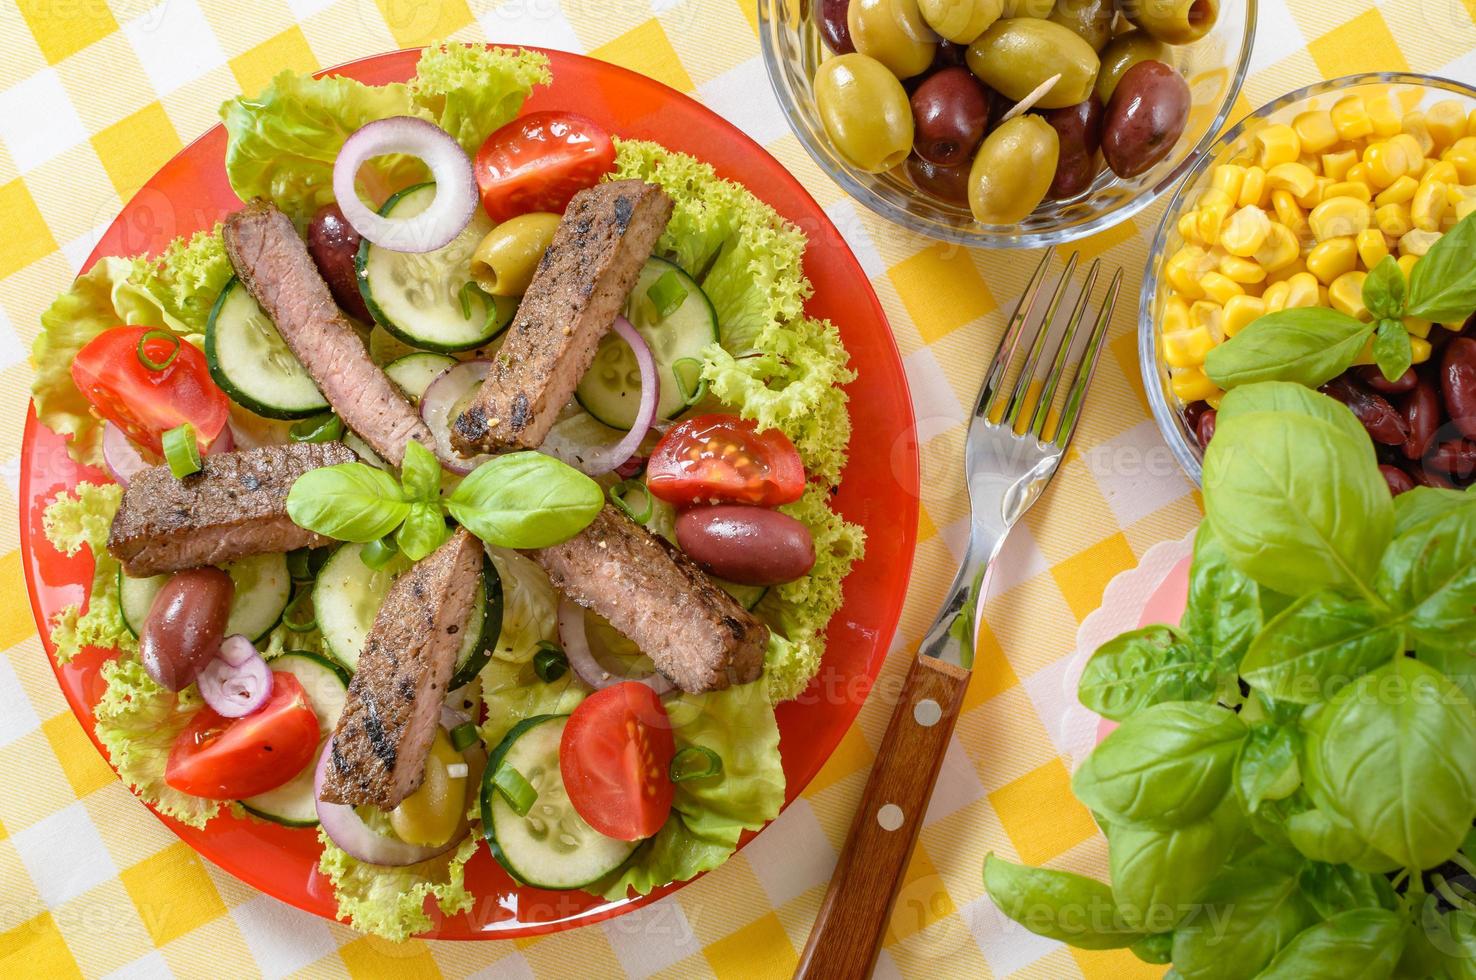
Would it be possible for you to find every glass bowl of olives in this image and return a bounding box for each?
[759,0,1256,248]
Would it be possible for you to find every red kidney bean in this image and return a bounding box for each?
[1322,376,1408,446]
[1401,378,1441,460]
[1442,337,1476,438]
[906,154,973,206]
[1102,60,1189,178]
[1044,95,1105,199]
[911,67,990,166]
[139,568,234,691]
[1196,409,1216,448]
[1357,365,1418,394]
[308,204,372,322]
[675,505,816,586]
[1379,464,1417,495]
[1427,439,1476,480]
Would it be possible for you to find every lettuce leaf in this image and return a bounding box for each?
[479,656,586,747]
[486,546,559,665]
[409,44,550,155]
[133,226,234,341]
[43,483,134,664]
[317,831,479,942]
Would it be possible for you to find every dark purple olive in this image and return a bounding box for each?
[1044,95,1104,199]
[818,0,855,54]
[139,568,234,691]
[676,505,816,586]
[906,154,973,206]
[308,204,373,322]
[910,67,990,166]
[932,40,968,69]
[1102,60,1189,178]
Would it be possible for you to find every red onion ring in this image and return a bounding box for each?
[548,317,659,476]
[102,422,155,487]
[197,635,273,718]
[558,597,673,695]
[332,116,477,253]
[419,360,492,475]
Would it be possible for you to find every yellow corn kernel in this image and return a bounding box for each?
[1351,336,1378,367]
[1162,325,1217,367]
[1374,175,1419,207]
[1161,294,1191,334]
[1411,336,1433,365]
[1446,149,1476,184]
[1254,221,1301,272]
[1469,108,1476,136]
[1166,246,1216,299]
[1328,271,1369,320]
[1309,196,1372,241]
[1398,253,1420,280]
[1265,162,1317,199]
[1272,189,1307,235]
[1404,316,1432,339]
[1322,149,1359,181]
[1283,272,1321,308]
[1413,180,1449,232]
[1196,202,1231,245]
[1428,100,1467,150]
[1211,164,1246,200]
[1198,187,1234,210]
[1424,160,1459,187]
[1177,209,1204,244]
[1256,124,1301,168]
[1220,205,1272,257]
[1332,96,1374,140]
[1171,366,1221,404]
[1458,196,1476,222]
[1219,253,1267,284]
[1190,300,1224,336]
[1403,112,1436,156]
[1307,237,1358,284]
[1346,162,1375,186]
[1368,96,1403,138]
[1324,180,1373,203]
[1222,295,1266,337]
[1237,166,1268,208]
[1390,133,1426,171]
[1262,280,1292,313]
[1201,271,1245,305]
[1450,136,1476,157]
[1356,227,1390,269]
[1296,176,1333,209]
[1399,228,1443,256]
[1293,110,1339,154]
[1375,202,1415,238]
[1266,257,1308,285]
[1363,140,1410,187]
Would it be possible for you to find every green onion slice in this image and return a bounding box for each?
[136,330,180,372]
[286,549,313,582]
[162,423,202,478]
[646,270,688,320]
[458,281,480,320]
[289,412,344,443]
[609,479,654,525]
[493,763,538,816]
[671,357,707,407]
[449,722,480,752]
[669,745,723,783]
[282,589,317,632]
[533,642,568,683]
[361,535,399,570]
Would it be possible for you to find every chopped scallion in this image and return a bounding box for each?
[136,330,180,372]
[449,722,480,752]
[671,357,707,407]
[493,763,538,816]
[646,270,688,320]
[669,745,723,783]
[289,412,344,443]
[533,642,568,682]
[282,589,317,632]
[161,424,202,478]
[360,535,399,570]
[609,479,654,525]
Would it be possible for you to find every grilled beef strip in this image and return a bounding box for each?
[222,199,440,469]
[451,180,674,454]
[106,442,355,578]
[320,528,482,809]
[530,505,768,694]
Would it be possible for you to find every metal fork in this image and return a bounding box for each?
[796,247,1122,980]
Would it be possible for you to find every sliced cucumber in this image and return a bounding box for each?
[385,352,457,403]
[716,579,768,611]
[482,715,639,890]
[314,543,501,685]
[205,277,330,420]
[343,431,387,470]
[358,183,515,352]
[240,651,350,827]
[576,256,718,430]
[119,553,291,642]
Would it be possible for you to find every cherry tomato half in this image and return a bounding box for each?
[647,414,807,508]
[474,111,616,222]
[164,672,320,800]
[71,326,229,455]
[560,682,675,841]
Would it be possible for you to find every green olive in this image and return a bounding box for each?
[966,18,1101,109]
[1049,0,1114,51]
[968,115,1059,224]
[1094,29,1173,103]
[1000,0,1053,15]
[469,211,561,296]
[815,53,915,173]
[389,729,468,847]
[848,0,939,79]
[1121,0,1218,45]
[917,0,1003,44]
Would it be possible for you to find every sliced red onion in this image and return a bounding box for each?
[102,422,155,487]
[332,116,477,253]
[198,635,273,718]
[547,317,659,476]
[558,596,673,696]
[205,421,235,455]
[420,360,492,475]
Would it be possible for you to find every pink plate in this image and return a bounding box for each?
[18,48,919,939]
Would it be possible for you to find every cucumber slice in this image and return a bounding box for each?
[119,553,291,642]
[205,277,330,420]
[385,352,457,403]
[357,183,516,352]
[576,256,718,430]
[314,543,500,683]
[481,715,639,890]
[716,579,767,611]
[240,651,349,827]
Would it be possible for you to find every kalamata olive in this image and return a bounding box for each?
[1357,364,1418,394]
[1441,337,1476,438]
[932,39,969,69]
[1102,60,1190,178]
[1380,464,1417,495]
[676,505,817,586]
[966,18,1100,109]
[1120,0,1219,44]
[1050,0,1114,51]
[968,114,1059,224]
[1401,378,1441,460]
[816,54,916,173]
[1095,30,1173,104]
[1427,439,1476,480]
[1196,408,1216,447]
[907,154,974,205]
[139,568,234,691]
[848,0,939,79]
[918,0,1003,43]
[1044,95,1103,199]
[910,67,990,165]
[308,204,372,322]
[1322,376,1408,446]
[819,0,856,53]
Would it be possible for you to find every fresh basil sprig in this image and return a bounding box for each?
[446,452,604,549]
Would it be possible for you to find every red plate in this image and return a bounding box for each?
[18,48,918,938]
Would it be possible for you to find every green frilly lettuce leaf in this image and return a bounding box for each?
[316,831,480,942]
[408,44,550,155]
[42,482,132,664]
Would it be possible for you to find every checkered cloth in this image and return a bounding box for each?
[0,1,1471,976]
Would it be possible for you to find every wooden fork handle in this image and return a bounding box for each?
[795,656,971,980]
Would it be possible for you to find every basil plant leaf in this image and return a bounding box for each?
[1130,933,1173,965]
[1392,484,1470,535]
[1107,797,1243,932]
[1204,308,1373,389]
[983,855,1144,950]
[396,502,450,561]
[1234,723,1301,813]
[1078,625,1216,722]
[1181,521,1262,683]
[399,438,442,503]
[1362,255,1407,321]
[1371,317,1413,384]
[1376,492,1476,649]
[1254,909,1405,980]
[1408,210,1476,323]
[287,462,410,542]
[1296,863,1396,921]
[1216,380,1367,444]
[447,451,604,549]
[1239,591,1401,704]
[1285,808,1400,873]
[1171,846,1318,980]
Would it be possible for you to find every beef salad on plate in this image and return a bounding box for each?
[33,43,865,941]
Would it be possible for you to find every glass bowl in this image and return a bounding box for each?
[1139,73,1476,485]
[758,0,1256,248]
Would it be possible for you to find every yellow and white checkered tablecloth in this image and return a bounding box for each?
[0,0,1472,976]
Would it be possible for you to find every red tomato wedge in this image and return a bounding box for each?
[559,682,675,841]
[647,414,807,508]
[71,326,229,456]
[165,672,319,800]
[474,111,616,222]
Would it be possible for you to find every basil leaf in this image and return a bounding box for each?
[1107,797,1243,931]
[1362,255,1407,321]
[1255,909,1405,980]
[1296,863,1395,921]
[1078,625,1216,722]
[286,462,410,542]
[1234,724,1301,813]
[1304,658,1476,869]
[1204,308,1373,389]
[396,502,449,561]
[983,855,1144,950]
[1409,210,1476,322]
[1284,808,1399,872]
[1216,380,1368,444]
[1203,411,1392,598]
[447,452,604,549]
[1376,493,1476,649]
[1371,317,1412,384]
[1181,521,1262,684]
[1130,933,1173,965]
[1170,847,1318,980]
[1392,484,1469,534]
[399,438,442,503]
[1417,645,1476,706]
[1072,702,1246,828]
[1239,592,1401,704]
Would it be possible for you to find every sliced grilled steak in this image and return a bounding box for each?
[223,199,439,469]
[320,528,482,809]
[106,442,355,577]
[451,180,673,453]
[531,505,767,693]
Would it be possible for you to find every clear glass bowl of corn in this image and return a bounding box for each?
[1140,73,1476,483]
